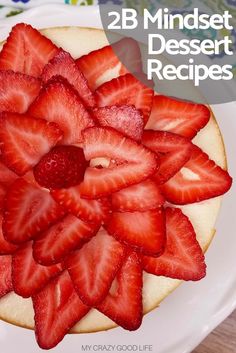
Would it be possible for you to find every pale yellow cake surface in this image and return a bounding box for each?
[0,27,226,334]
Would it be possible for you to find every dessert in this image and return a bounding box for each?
[0,24,232,349]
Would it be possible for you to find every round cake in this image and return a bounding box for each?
[0,26,227,335]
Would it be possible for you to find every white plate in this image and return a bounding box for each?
[0,5,235,353]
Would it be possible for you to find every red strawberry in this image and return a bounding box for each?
[95,74,154,124]
[0,23,58,77]
[97,252,143,331]
[161,145,232,204]
[146,95,210,139]
[0,160,18,187]
[3,178,65,244]
[0,112,63,176]
[92,105,144,141]
[33,215,99,266]
[42,50,95,107]
[12,241,63,298]
[105,209,166,256]
[142,208,206,281]
[0,255,13,298]
[34,145,88,189]
[112,180,165,212]
[76,37,142,91]
[79,127,159,198]
[66,228,126,306]
[0,70,41,114]
[28,76,95,145]
[51,185,111,224]
[33,271,90,350]
[142,130,194,184]
[0,214,18,255]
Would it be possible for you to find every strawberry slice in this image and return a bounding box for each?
[142,130,194,184]
[95,74,154,124]
[92,105,144,141]
[97,252,143,331]
[0,255,13,298]
[161,145,232,204]
[23,170,40,186]
[0,112,63,176]
[0,70,41,114]
[112,180,165,212]
[0,214,18,255]
[113,37,142,74]
[0,23,58,77]
[76,37,142,91]
[12,241,63,298]
[142,208,206,280]
[146,95,210,139]
[0,160,18,187]
[0,185,6,212]
[66,228,126,306]
[79,127,159,198]
[3,178,65,244]
[33,271,90,350]
[51,186,111,224]
[33,215,99,266]
[28,76,95,145]
[42,50,95,107]
[105,209,166,256]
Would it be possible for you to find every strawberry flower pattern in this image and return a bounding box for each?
[0,23,232,349]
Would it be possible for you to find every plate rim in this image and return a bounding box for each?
[0,5,235,353]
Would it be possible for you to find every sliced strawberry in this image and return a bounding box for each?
[33,215,99,266]
[79,127,159,198]
[28,76,95,145]
[95,74,154,124]
[0,255,13,298]
[33,271,90,350]
[97,252,143,331]
[142,208,206,280]
[23,170,40,186]
[51,185,111,224]
[42,50,95,107]
[0,214,18,255]
[0,164,19,213]
[0,70,41,114]
[76,37,142,91]
[146,95,210,139]
[66,228,126,306]
[3,178,65,244]
[0,184,6,211]
[12,241,63,298]
[92,105,144,141]
[142,130,194,184]
[114,37,142,75]
[0,112,63,176]
[0,23,58,77]
[0,160,18,187]
[161,145,232,204]
[112,180,165,212]
[105,209,166,256]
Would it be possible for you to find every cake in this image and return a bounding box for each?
[0,24,232,349]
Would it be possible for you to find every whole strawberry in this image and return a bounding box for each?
[34,145,88,189]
